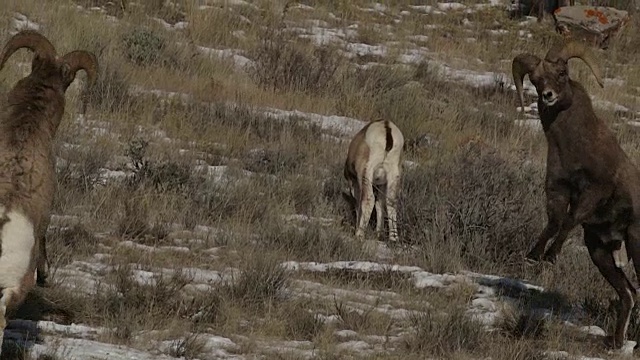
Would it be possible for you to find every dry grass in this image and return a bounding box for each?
[0,0,638,358]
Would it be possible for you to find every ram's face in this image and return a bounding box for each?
[528,60,570,107]
[31,57,75,91]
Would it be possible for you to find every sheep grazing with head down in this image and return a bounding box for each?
[344,119,404,242]
[512,41,640,349]
[0,30,97,350]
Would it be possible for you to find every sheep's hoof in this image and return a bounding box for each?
[604,335,624,350]
[36,275,50,288]
[541,252,558,264]
[524,250,543,263]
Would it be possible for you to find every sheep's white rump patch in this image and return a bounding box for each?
[0,206,34,288]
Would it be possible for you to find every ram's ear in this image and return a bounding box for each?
[61,63,73,83]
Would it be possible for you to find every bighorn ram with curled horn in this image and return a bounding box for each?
[0,30,97,349]
[344,119,404,242]
[513,41,640,349]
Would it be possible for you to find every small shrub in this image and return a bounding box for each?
[56,145,111,195]
[405,307,487,356]
[283,302,325,341]
[322,268,413,292]
[400,142,544,275]
[259,221,364,262]
[167,333,208,359]
[190,180,273,224]
[117,198,168,242]
[500,305,549,339]
[84,64,132,113]
[122,28,166,66]
[182,290,224,326]
[249,26,343,94]
[243,148,307,176]
[333,299,393,335]
[218,255,288,312]
[48,223,99,260]
[125,138,193,192]
[335,65,413,117]
[94,266,191,340]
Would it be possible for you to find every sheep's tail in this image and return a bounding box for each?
[384,120,393,152]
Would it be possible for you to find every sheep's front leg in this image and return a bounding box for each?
[527,187,570,261]
[543,184,613,263]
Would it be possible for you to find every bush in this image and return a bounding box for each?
[85,64,132,113]
[401,140,544,274]
[249,27,343,94]
[218,255,289,312]
[405,307,487,356]
[122,28,166,66]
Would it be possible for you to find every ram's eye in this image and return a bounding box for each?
[559,70,567,77]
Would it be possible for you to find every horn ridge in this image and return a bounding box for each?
[62,50,98,87]
[0,30,56,71]
[545,41,604,88]
[63,50,99,114]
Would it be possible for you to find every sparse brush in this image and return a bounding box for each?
[321,268,412,292]
[55,141,112,196]
[116,197,168,243]
[47,223,99,265]
[190,178,275,224]
[335,66,413,118]
[249,25,344,95]
[0,342,28,360]
[258,220,364,262]
[405,307,487,356]
[500,304,549,339]
[122,28,166,66]
[84,63,133,113]
[167,333,208,360]
[218,254,289,312]
[243,147,307,176]
[400,142,544,275]
[125,137,193,192]
[333,299,393,335]
[283,301,325,341]
[181,290,224,327]
[92,265,192,341]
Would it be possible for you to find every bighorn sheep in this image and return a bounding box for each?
[0,30,97,349]
[513,41,640,349]
[344,119,404,242]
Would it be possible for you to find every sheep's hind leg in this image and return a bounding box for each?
[36,232,49,287]
[585,226,636,349]
[374,185,385,237]
[0,287,23,351]
[356,174,375,240]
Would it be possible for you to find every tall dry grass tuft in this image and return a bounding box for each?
[400,140,544,275]
[404,306,488,356]
[249,25,344,95]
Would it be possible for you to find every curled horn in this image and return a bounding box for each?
[545,41,604,88]
[512,53,541,111]
[63,50,98,114]
[0,30,56,71]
